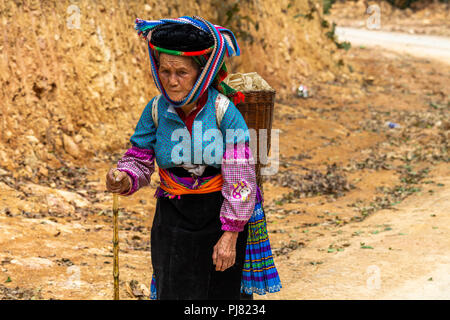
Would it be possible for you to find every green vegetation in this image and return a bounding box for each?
[323,0,336,14]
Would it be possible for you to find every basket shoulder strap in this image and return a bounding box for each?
[215,93,230,128]
[151,95,161,129]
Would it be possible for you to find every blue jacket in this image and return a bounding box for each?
[129,87,250,169]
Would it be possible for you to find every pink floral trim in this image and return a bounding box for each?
[231,179,252,201]
[220,217,248,232]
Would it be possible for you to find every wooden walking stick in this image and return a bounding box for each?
[112,170,120,300]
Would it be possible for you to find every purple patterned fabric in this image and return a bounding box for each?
[255,186,263,204]
[116,146,156,196]
[220,143,257,232]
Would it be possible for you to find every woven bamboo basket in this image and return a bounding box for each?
[226,73,276,191]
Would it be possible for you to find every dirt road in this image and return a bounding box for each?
[0,27,448,300]
[336,26,450,65]
[261,167,450,300]
[260,28,450,300]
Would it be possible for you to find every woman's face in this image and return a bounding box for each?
[158,53,200,102]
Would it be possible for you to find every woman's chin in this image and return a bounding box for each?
[167,93,186,102]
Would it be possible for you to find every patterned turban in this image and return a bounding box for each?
[135,16,245,107]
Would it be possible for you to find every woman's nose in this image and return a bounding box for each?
[168,73,178,86]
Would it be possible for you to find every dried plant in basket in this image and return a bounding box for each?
[225,72,276,189]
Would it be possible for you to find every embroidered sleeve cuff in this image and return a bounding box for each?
[124,146,155,161]
[220,217,248,232]
[116,146,155,196]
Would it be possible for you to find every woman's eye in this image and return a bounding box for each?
[178,71,187,76]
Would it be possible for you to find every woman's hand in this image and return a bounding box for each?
[106,168,132,194]
[212,231,239,272]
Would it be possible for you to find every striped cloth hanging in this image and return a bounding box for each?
[241,201,282,295]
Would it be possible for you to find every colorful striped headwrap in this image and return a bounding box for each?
[135,16,244,107]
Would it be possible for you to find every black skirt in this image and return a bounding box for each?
[151,190,249,300]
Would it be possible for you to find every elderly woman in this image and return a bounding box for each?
[106,16,280,300]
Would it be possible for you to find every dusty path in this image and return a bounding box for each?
[258,28,450,300]
[261,168,450,300]
[336,27,450,65]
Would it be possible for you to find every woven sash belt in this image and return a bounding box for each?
[158,168,223,196]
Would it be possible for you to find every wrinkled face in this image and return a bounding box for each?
[158,53,200,102]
